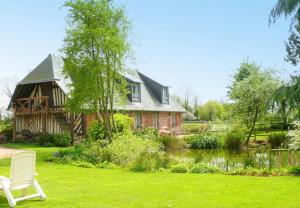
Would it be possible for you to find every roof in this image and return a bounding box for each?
[9,54,185,113]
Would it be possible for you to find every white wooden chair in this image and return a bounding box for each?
[0,151,46,207]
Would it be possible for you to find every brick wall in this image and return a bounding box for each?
[85,111,183,135]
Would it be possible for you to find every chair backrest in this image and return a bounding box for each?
[10,151,36,188]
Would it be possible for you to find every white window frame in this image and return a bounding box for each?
[171,113,177,127]
[135,112,142,128]
[153,113,159,129]
[131,84,141,102]
[161,87,169,104]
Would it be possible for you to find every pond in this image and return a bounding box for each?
[168,148,300,171]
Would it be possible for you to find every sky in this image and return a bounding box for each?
[0,0,297,110]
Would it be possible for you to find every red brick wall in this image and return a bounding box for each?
[85,111,183,134]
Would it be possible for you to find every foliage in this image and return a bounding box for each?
[228,62,279,144]
[182,122,209,134]
[130,150,167,172]
[62,0,131,140]
[170,164,188,173]
[52,133,72,147]
[267,132,287,148]
[108,133,163,168]
[190,134,222,149]
[133,127,159,140]
[190,163,220,174]
[87,121,106,141]
[157,135,187,151]
[270,0,300,65]
[0,124,13,141]
[223,131,245,151]
[114,113,134,133]
[288,166,300,175]
[288,121,300,150]
[197,100,224,121]
[35,133,54,147]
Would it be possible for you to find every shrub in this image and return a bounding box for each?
[157,135,187,151]
[182,123,209,134]
[35,133,53,147]
[52,133,71,147]
[87,121,106,141]
[267,132,287,149]
[134,127,159,140]
[224,131,245,151]
[288,121,300,150]
[114,113,133,133]
[130,150,167,172]
[190,134,221,149]
[108,133,163,168]
[190,163,220,174]
[170,164,188,173]
[288,166,300,175]
[0,125,13,141]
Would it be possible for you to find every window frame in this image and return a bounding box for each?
[130,83,141,103]
[171,113,177,127]
[135,112,142,129]
[161,87,169,104]
[153,113,159,129]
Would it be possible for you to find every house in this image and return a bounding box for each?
[8,54,185,141]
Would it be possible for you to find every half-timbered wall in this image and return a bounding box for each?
[15,114,66,134]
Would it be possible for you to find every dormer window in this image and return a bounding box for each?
[130,83,141,103]
[161,87,169,104]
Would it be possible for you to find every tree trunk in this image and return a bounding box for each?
[245,107,259,144]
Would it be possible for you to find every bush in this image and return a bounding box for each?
[52,133,72,147]
[87,121,106,141]
[267,132,287,148]
[182,123,209,134]
[190,134,221,149]
[108,133,163,168]
[170,164,188,173]
[288,166,300,175]
[130,150,167,172]
[114,113,133,133]
[224,131,245,151]
[190,163,220,174]
[35,133,53,147]
[0,125,13,141]
[157,135,186,151]
[134,127,159,140]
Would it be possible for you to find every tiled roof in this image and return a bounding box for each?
[10,54,185,113]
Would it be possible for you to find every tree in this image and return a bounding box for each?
[228,62,279,144]
[270,0,300,65]
[197,100,224,121]
[62,0,131,140]
[270,84,294,129]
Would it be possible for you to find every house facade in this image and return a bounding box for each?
[9,54,185,141]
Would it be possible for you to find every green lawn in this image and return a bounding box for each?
[0,144,300,208]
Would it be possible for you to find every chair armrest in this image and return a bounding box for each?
[0,176,8,181]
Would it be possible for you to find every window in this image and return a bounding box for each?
[153,113,159,129]
[161,87,169,104]
[171,113,177,127]
[135,112,142,128]
[131,84,141,102]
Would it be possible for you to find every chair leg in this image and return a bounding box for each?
[33,180,46,200]
[2,184,16,207]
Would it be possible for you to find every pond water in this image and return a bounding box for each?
[168,148,300,171]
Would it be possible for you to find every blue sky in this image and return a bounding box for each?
[0,0,297,109]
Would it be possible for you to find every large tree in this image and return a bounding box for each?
[270,0,300,65]
[228,62,279,144]
[62,0,131,140]
[197,100,224,121]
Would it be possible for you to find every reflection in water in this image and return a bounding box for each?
[168,148,300,171]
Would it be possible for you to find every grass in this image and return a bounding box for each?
[0,144,300,208]
[251,130,288,141]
